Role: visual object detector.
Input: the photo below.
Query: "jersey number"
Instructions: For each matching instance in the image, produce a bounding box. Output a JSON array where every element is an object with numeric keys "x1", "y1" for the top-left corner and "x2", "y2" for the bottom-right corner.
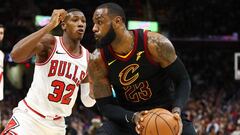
[
  {"x1": 48, "y1": 80, "x2": 76, "y2": 105},
  {"x1": 123, "y1": 81, "x2": 152, "y2": 102}
]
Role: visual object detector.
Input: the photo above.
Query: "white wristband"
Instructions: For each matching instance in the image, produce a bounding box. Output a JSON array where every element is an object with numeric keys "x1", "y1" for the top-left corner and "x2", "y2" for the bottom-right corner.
[{"x1": 80, "y1": 83, "x2": 96, "y2": 107}]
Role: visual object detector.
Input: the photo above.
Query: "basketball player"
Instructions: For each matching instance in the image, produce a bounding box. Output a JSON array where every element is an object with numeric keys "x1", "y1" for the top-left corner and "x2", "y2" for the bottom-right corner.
[
  {"x1": 0, "y1": 24, "x2": 4, "y2": 101},
  {"x1": 88, "y1": 3, "x2": 197, "y2": 135},
  {"x1": 1, "y1": 9, "x2": 95, "y2": 135}
]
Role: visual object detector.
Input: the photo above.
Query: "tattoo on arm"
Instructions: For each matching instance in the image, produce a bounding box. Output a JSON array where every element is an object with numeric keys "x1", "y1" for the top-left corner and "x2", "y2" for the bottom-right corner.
[
  {"x1": 88, "y1": 53, "x2": 112, "y2": 98},
  {"x1": 148, "y1": 33, "x2": 176, "y2": 66}
]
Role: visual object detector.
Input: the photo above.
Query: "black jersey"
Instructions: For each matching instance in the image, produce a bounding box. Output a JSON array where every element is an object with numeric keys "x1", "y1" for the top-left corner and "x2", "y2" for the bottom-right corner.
[{"x1": 100, "y1": 29, "x2": 174, "y2": 111}]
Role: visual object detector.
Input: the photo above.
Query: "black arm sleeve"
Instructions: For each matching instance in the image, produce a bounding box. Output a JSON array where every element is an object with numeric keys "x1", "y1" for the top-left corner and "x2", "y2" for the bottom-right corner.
[
  {"x1": 96, "y1": 96, "x2": 135, "y2": 125},
  {"x1": 166, "y1": 57, "x2": 191, "y2": 110}
]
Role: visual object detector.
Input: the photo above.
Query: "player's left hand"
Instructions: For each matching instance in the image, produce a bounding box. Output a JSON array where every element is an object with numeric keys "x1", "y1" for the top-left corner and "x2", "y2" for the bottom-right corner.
[{"x1": 172, "y1": 112, "x2": 182, "y2": 135}]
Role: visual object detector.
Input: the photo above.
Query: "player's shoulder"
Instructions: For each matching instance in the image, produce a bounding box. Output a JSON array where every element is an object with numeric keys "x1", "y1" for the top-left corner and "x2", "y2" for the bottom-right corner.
[
  {"x1": 146, "y1": 31, "x2": 170, "y2": 44},
  {"x1": 80, "y1": 44, "x2": 89, "y2": 54},
  {"x1": 38, "y1": 34, "x2": 56, "y2": 49},
  {"x1": 89, "y1": 49, "x2": 106, "y2": 67},
  {"x1": 146, "y1": 31, "x2": 173, "y2": 52},
  {"x1": 145, "y1": 31, "x2": 176, "y2": 67},
  {"x1": 88, "y1": 49, "x2": 108, "y2": 75},
  {"x1": 90, "y1": 49, "x2": 102, "y2": 61},
  {"x1": 41, "y1": 34, "x2": 55, "y2": 42},
  {"x1": 36, "y1": 34, "x2": 56, "y2": 57}
]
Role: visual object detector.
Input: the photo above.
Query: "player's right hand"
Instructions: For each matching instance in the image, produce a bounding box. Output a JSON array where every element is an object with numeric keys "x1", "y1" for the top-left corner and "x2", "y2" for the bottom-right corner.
[
  {"x1": 134, "y1": 110, "x2": 148, "y2": 134},
  {"x1": 172, "y1": 112, "x2": 182, "y2": 135},
  {"x1": 48, "y1": 9, "x2": 67, "y2": 28}
]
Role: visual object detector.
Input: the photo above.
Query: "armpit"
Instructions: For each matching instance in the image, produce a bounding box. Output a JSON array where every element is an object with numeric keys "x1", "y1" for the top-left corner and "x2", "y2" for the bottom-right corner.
[{"x1": 35, "y1": 34, "x2": 55, "y2": 63}]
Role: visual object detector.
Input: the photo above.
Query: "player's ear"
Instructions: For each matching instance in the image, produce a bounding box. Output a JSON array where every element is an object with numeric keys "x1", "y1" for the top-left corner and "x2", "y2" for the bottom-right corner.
[
  {"x1": 61, "y1": 21, "x2": 66, "y2": 31},
  {"x1": 112, "y1": 16, "x2": 122, "y2": 29}
]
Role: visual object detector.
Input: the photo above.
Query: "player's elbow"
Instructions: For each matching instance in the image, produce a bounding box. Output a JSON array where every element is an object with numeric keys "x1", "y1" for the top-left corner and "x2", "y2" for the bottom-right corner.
[
  {"x1": 10, "y1": 51, "x2": 18, "y2": 62},
  {"x1": 10, "y1": 50, "x2": 25, "y2": 63}
]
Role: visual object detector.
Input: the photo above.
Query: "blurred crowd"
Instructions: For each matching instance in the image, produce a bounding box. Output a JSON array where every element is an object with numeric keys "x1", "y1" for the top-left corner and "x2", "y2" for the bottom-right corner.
[
  {"x1": 0, "y1": 0, "x2": 240, "y2": 135},
  {"x1": 180, "y1": 47, "x2": 240, "y2": 135}
]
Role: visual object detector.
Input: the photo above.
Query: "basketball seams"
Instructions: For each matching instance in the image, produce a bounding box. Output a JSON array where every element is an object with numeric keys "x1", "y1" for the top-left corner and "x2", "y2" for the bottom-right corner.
[
  {"x1": 143, "y1": 112, "x2": 156, "y2": 135},
  {"x1": 154, "y1": 113, "x2": 160, "y2": 135},
  {"x1": 151, "y1": 111, "x2": 176, "y2": 135},
  {"x1": 153, "y1": 111, "x2": 180, "y2": 134},
  {"x1": 140, "y1": 108, "x2": 179, "y2": 135}
]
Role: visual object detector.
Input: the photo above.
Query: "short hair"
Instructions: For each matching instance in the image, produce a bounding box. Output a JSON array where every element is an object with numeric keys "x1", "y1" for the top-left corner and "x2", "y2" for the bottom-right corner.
[
  {"x1": 67, "y1": 8, "x2": 83, "y2": 13},
  {"x1": 96, "y1": 2, "x2": 126, "y2": 23},
  {"x1": 0, "y1": 24, "x2": 4, "y2": 29}
]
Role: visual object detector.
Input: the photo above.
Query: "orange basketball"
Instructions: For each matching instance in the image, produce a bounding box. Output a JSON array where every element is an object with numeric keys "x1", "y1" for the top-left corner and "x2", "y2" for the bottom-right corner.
[{"x1": 140, "y1": 108, "x2": 180, "y2": 135}]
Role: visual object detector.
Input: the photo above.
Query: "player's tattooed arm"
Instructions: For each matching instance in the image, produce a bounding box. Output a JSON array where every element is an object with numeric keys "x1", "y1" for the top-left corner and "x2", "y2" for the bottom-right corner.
[
  {"x1": 147, "y1": 32, "x2": 177, "y2": 68},
  {"x1": 88, "y1": 49, "x2": 112, "y2": 99}
]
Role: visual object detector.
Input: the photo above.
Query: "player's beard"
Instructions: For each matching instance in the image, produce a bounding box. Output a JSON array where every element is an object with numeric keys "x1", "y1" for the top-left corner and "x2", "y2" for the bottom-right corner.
[{"x1": 96, "y1": 24, "x2": 116, "y2": 48}]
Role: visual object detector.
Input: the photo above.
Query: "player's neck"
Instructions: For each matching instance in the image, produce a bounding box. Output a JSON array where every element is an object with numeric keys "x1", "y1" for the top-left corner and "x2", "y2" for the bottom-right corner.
[
  {"x1": 62, "y1": 34, "x2": 81, "y2": 54},
  {"x1": 111, "y1": 30, "x2": 133, "y2": 55}
]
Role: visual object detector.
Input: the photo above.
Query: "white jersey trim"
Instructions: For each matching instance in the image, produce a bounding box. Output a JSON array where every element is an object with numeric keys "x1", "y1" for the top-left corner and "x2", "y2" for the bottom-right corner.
[{"x1": 60, "y1": 37, "x2": 83, "y2": 59}]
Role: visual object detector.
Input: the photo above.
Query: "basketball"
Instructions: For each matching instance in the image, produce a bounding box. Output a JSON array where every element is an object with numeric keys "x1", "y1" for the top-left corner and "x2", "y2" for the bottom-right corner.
[{"x1": 140, "y1": 108, "x2": 180, "y2": 135}]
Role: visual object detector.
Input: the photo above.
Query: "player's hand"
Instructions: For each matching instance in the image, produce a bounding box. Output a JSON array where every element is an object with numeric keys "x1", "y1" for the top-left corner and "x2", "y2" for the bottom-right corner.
[
  {"x1": 134, "y1": 110, "x2": 148, "y2": 134},
  {"x1": 172, "y1": 112, "x2": 182, "y2": 135},
  {"x1": 48, "y1": 9, "x2": 67, "y2": 28}
]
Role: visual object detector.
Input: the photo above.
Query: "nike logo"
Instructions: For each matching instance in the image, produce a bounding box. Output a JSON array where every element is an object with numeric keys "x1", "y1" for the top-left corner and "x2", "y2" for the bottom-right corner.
[
  {"x1": 56, "y1": 51, "x2": 66, "y2": 54},
  {"x1": 136, "y1": 51, "x2": 144, "y2": 61},
  {"x1": 108, "y1": 59, "x2": 116, "y2": 66}
]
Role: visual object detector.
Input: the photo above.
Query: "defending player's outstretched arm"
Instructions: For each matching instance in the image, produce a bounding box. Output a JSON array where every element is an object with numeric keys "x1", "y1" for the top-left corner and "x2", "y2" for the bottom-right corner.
[{"x1": 10, "y1": 9, "x2": 67, "y2": 63}]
